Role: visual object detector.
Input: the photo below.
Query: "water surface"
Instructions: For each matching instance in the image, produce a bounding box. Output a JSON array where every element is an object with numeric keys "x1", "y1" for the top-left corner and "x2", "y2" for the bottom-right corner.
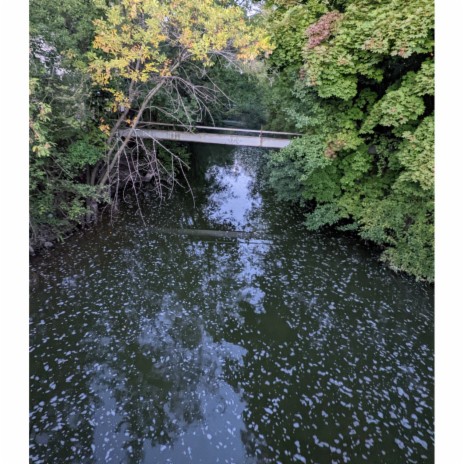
[{"x1": 30, "y1": 145, "x2": 434, "y2": 463}]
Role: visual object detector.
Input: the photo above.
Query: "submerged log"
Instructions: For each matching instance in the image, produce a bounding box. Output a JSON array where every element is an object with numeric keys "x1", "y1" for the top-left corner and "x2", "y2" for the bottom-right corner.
[{"x1": 153, "y1": 228, "x2": 273, "y2": 241}]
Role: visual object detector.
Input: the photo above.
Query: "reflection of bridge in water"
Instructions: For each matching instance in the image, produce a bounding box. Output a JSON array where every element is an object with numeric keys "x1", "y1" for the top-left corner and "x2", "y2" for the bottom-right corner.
[{"x1": 118, "y1": 122, "x2": 300, "y2": 149}]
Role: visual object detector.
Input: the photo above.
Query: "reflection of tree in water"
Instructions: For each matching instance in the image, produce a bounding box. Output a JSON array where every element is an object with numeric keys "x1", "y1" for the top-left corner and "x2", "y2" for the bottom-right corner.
[
  {"x1": 192, "y1": 146, "x2": 264, "y2": 233},
  {"x1": 190, "y1": 143, "x2": 235, "y2": 182},
  {"x1": 84, "y1": 299, "x2": 226, "y2": 462},
  {"x1": 29, "y1": 147, "x2": 433, "y2": 463},
  {"x1": 77, "y1": 231, "x2": 248, "y2": 462},
  {"x1": 29, "y1": 257, "x2": 119, "y2": 463},
  {"x1": 35, "y1": 291, "x2": 248, "y2": 463},
  {"x1": 200, "y1": 166, "x2": 434, "y2": 463}
]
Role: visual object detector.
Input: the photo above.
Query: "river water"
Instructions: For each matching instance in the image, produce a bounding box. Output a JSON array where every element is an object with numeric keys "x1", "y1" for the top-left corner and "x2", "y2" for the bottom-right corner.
[{"x1": 30, "y1": 145, "x2": 434, "y2": 463}]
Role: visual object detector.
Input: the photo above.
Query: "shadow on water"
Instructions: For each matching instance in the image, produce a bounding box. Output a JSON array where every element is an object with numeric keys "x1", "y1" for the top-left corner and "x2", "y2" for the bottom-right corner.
[{"x1": 30, "y1": 144, "x2": 434, "y2": 463}]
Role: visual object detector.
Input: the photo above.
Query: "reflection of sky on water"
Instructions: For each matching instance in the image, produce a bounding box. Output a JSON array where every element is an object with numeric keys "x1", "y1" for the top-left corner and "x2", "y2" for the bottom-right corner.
[
  {"x1": 204, "y1": 159, "x2": 262, "y2": 231},
  {"x1": 235, "y1": 240, "x2": 269, "y2": 315},
  {"x1": 88, "y1": 297, "x2": 251, "y2": 464},
  {"x1": 30, "y1": 146, "x2": 434, "y2": 463}
]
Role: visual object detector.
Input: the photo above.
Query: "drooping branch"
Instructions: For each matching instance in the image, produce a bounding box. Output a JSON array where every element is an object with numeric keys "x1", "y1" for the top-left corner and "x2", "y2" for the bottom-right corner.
[
  {"x1": 106, "y1": 129, "x2": 193, "y2": 220},
  {"x1": 98, "y1": 58, "x2": 230, "y2": 189},
  {"x1": 98, "y1": 58, "x2": 183, "y2": 187},
  {"x1": 88, "y1": 0, "x2": 272, "y2": 203}
]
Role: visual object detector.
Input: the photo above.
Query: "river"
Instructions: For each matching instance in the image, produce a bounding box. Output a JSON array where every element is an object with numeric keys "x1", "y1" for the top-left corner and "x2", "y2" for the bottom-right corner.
[{"x1": 29, "y1": 145, "x2": 434, "y2": 463}]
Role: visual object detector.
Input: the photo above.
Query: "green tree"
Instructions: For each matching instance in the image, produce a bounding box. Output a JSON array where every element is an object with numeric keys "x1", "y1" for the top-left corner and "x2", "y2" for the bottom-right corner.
[
  {"x1": 263, "y1": 0, "x2": 434, "y2": 281},
  {"x1": 29, "y1": 0, "x2": 108, "y2": 248}
]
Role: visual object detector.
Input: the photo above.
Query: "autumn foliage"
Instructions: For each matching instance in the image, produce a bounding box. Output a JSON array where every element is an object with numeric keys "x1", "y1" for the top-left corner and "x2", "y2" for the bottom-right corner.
[{"x1": 306, "y1": 11, "x2": 343, "y2": 49}]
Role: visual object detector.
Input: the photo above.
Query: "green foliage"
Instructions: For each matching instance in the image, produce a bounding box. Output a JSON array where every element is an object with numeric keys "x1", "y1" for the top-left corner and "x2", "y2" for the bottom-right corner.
[
  {"x1": 300, "y1": 0, "x2": 433, "y2": 100},
  {"x1": 361, "y1": 60, "x2": 434, "y2": 133},
  {"x1": 266, "y1": 134, "x2": 337, "y2": 203},
  {"x1": 264, "y1": 0, "x2": 434, "y2": 281},
  {"x1": 305, "y1": 203, "x2": 347, "y2": 230},
  {"x1": 30, "y1": 0, "x2": 108, "y2": 247},
  {"x1": 66, "y1": 134, "x2": 105, "y2": 171},
  {"x1": 30, "y1": 0, "x2": 102, "y2": 59},
  {"x1": 201, "y1": 60, "x2": 270, "y2": 129},
  {"x1": 29, "y1": 79, "x2": 54, "y2": 158},
  {"x1": 265, "y1": 2, "x2": 327, "y2": 73},
  {"x1": 396, "y1": 116, "x2": 434, "y2": 191}
]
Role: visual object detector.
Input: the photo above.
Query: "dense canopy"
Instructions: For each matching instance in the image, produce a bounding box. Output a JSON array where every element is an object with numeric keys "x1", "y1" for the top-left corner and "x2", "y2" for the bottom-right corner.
[
  {"x1": 29, "y1": 0, "x2": 434, "y2": 280},
  {"x1": 263, "y1": 0, "x2": 434, "y2": 280}
]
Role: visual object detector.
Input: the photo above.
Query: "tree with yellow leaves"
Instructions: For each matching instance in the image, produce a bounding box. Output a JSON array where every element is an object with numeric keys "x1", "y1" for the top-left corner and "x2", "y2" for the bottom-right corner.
[{"x1": 87, "y1": 0, "x2": 272, "y2": 190}]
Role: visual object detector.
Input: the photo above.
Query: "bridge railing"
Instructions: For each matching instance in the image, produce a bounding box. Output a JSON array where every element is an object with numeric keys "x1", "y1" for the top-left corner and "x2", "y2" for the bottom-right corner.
[{"x1": 135, "y1": 121, "x2": 301, "y2": 139}]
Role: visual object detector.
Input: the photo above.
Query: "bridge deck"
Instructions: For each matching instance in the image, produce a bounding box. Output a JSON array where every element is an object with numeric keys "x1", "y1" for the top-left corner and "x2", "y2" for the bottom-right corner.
[{"x1": 117, "y1": 128, "x2": 293, "y2": 149}]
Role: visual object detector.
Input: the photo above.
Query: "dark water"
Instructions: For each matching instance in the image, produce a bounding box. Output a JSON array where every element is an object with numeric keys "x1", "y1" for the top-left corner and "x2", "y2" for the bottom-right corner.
[{"x1": 30, "y1": 145, "x2": 434, "y2": 463}]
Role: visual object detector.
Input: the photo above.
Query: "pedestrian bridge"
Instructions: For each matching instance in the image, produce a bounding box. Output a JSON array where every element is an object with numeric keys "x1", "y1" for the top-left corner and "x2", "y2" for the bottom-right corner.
[{"x1": 117, "y1": 123, "x2": 300, "y2": 149}]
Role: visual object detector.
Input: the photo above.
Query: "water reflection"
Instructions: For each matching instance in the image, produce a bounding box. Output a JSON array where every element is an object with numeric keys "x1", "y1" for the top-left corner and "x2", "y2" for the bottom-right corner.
[
  {"x1": 30, "y1": 146, "x2": 434, "y2": 463},
  {"x1": 204, "y1": 161, "x2": 262, "y2": 231}
]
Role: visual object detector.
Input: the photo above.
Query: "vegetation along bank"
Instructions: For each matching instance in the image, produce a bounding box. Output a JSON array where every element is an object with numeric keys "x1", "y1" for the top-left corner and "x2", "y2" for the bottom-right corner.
[{"x1": 30, "y1": 0, "x2": 434, "y2": 281}]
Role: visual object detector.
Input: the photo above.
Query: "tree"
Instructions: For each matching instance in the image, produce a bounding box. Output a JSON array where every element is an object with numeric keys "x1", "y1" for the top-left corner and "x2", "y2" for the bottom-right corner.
[
  {"x1": 263, "y1": 0, "x2": 434, "y2": 281},
  {"x1": 29, "y1": 0, "x2": 272, "y2": 248},
  {"x1": 29, "y1": 0, "x2": 108, "y2": 248},
  {"x1": 87, "y1": 0, "x2": 272, "y2": 194}
]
